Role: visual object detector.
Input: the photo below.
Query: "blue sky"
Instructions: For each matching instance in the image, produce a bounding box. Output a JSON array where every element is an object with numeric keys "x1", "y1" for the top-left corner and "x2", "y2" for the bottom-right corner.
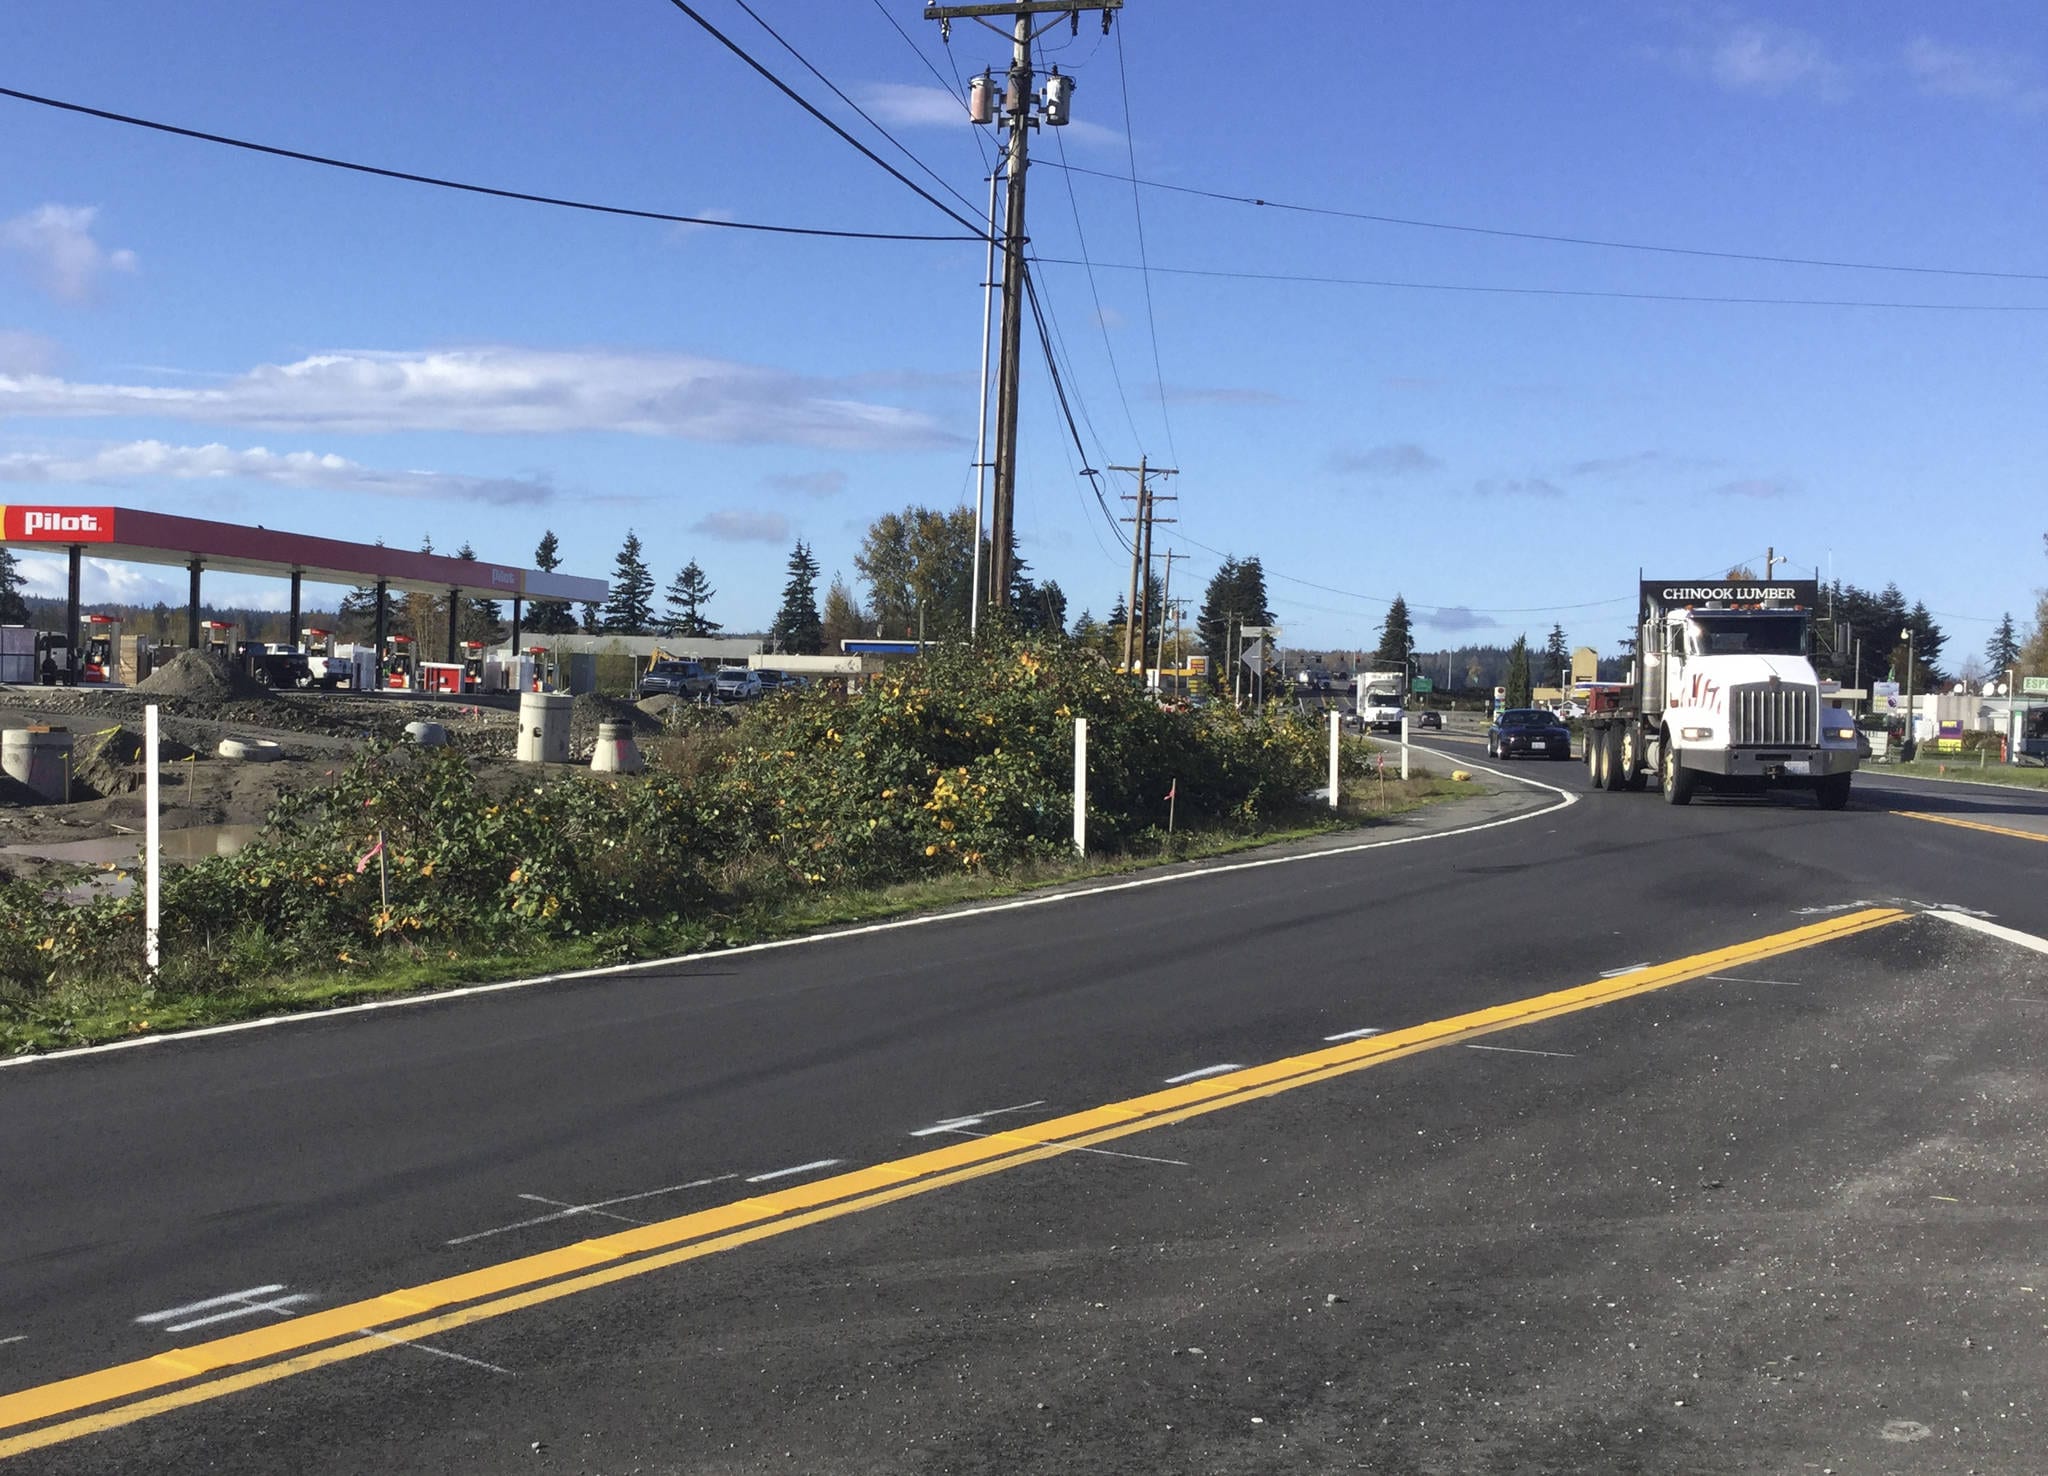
[{"x1": 2, "y1": 1, "x2": 2043, "y2": 662}]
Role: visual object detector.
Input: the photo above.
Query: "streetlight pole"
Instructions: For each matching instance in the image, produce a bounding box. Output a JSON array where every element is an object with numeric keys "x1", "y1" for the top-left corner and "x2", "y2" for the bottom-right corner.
[{"x1": 1902, "y1": 626, "x2": 1915, "y2": 758}]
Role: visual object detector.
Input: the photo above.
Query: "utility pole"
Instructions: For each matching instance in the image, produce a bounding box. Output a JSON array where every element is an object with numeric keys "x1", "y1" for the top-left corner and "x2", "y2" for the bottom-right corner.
[
  {"x1": 1766, "y1": 546, "x2": 1780, "y2": 580},
  {"x1": 1111, "y1": 457, "x2": 1175, "y2": 673},
  {"x1": 933, "y1": 0, "x2": 1123, "y2": 614},
  {"x1": 1155, "y1": 550, "x2": 1182, "y2": 692}
]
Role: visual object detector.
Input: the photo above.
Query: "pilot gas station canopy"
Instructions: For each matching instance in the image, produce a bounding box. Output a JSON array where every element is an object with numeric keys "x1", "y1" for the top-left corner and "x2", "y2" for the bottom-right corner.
[{"x1": 0, "y1": 503, "x2": 607, "y2": 669}]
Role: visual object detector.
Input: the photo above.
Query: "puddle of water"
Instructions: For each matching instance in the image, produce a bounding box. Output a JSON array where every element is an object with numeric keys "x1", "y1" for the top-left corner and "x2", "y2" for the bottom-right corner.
[{"x1": 3, "y1": 824, "x2": 261, "y2": 866}]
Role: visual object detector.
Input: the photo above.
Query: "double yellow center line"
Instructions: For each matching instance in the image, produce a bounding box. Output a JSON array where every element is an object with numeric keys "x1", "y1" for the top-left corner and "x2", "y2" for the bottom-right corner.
[{"x1": 0, "y1": 906, "x2": 1908, "y2": 1461}]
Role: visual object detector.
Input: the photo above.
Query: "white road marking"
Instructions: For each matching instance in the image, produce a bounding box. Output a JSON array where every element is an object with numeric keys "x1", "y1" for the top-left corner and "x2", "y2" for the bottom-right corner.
[
  {"x1": 1597, "y1": 963, "x2": 1649, "y2": 978},
  {"x1": 1706, "y1": 974, "x2": 1807, "y2": 987},
  {"x1": 5, "y1": 754, "x2": 1577, "y2": 1072},
  {"x1": 0, "y1": 1336, "x2": 24, "y2": 1349},
  {"x1": 358, "y1": 1328, "x2": 512, "y2": 1375},
  {"x1": 137, "y1": 1285, "x2": 314, "y2": 1334},
  {"x1": 1465, "y1": 1044, "x2": 1577, "y2": 1059},
  {"x1": 1928, "y1": 909, "x2": 2048, "y2": 956},
  {"x1": 515, "y1": 1193, "x2": 647, "y2": 1228},
  {"x1": 908, "y1": 1099, "x2": 1047, "y2": 1137},
  {"x1": 1164, "y1": 1063, "x2": 1243, "y2": 1084},
  {"x1": 941, "y1": 1126, "x2": 1188, "y2": 1167},
  {"x1": 1322, "y1": 1027, "x2": 1384, "y2": 1042},
  {"x1": 745, "y1": 1159, "x2": 844, "y2": 1184},
  {"x1": 446, "y1": 1175, "x2": 738, "y2": 1246},
  {"x1": 1794, "y1": 900, "x2": 1876, "y2": 915}
]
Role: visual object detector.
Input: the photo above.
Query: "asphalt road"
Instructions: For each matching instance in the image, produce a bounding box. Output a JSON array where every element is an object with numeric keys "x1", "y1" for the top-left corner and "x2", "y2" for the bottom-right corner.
[{"x1": 4, "y1": 747, "x2": 2047, "y2": 1472}]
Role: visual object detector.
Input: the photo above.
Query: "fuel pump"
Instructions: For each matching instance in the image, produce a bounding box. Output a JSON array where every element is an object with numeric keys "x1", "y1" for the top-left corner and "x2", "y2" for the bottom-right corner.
[
  {"x1": 383, "y1": 634, "x2": 416, "y2": 690},
  {"x1": 82, "y1": 614, "x2": 120, "y2": 683}
]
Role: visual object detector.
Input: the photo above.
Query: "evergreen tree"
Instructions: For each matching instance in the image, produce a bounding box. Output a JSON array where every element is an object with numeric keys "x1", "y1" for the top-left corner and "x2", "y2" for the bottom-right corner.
[
  {"x1": 525, "y1": 529, "x2": 578, "y2": 635},
  {"x1": 1542, "y1": 623, "x2": 1570, "y2": 686},
  {"x1": 0, "y1": 546, "x2": 26, "y2": 625},
  {"x1": 769, "y1": 541, "x2": 824, "y2": 655},
  {"x1": 601, "y1": 530, "x2": 656, "y2": 634},
  {"x1": 454, "y1": 542, "x2": 505, "y2": 646},
  {"x1": 1504, "y1": 634, "x2": 1533, "y2": 709},
  {"x1": 579, "y1": 603, "x2": 602, "y2": 634},
  {"x1": 1987, "y1": 612, "x2": 2021, "y2": 676},
  {"x1": 821, "y1": 573, "x2": 865, "y2": 651},
  {"x1": 1194, "y1": 555, "x2": 1273, "y2": 696},
  {"x1": 1373, "y1": 594, "x2": 1414, "y2": 676},
  {"x1": 663, "y1": 560, "x2": 721, "y2": 637}
]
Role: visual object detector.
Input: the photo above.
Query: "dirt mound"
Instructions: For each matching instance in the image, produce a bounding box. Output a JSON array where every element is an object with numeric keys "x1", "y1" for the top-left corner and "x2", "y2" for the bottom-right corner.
[
  {"x1": 134, "y1": 650, "x2": 271, "y2": 704},
  {"x1": 70, "y1": 725, "x2": 199, "y2": 799}
]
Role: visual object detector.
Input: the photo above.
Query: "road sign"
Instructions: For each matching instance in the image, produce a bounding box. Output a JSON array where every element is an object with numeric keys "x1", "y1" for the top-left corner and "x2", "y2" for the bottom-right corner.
[
  {"x1": 1410, "y1": 676, "x2": 1433, "y2": 694},
  {"x1": 1240, "y1": 639, "x2": 1267, "y2": 672},
  {"x1": 1187, "y1": 655, "x2": 1209, "y2": 676},
  {"x1": 2026, "y1": 676, "x2": 2048, "y2": 695}
]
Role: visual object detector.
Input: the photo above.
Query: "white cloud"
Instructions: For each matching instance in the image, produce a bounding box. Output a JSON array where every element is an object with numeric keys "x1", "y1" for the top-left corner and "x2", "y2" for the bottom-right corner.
[
  {"x1": 692, "y1": 509, "x2": 791, "y2": 543},
  {"x1": 857, "y1": 82, "x2": 970, "y2": 129},
  {"x1": 1, "y1": 205, "x2": 138, "y2": 303},
  {"x1": 763, "y1": 469, "x2": 847, "y2": 498},
  {"x1": 14, "y1": 554, "x2": 178, "y2": 605},
  {"x1": 1422, "y1": 606, "x2": 1498, "y2": 633},
  {"x1": 1092, "y1": 305, "x2": 1127, "y2": 331},
  {"x1": 0, "y1": 440, "x2": 554, "y2": 505},
  {"x1": 1904, "y1": 37, "x2": 2048, "y2": 114},
  {"x1": 0, "y1": 329, "x2": 61, "y2": 374},
  {"x1": 1711, "y1": 23, "x2": 1845, "y2": 97},
  {"x1": 0, "y1": 346, "x2": 959, "y2": 451}
]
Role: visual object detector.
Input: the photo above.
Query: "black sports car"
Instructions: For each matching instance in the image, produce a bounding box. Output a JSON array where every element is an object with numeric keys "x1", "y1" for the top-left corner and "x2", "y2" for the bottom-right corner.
[{"x1": 1487, "y1": 707, "x2": 1571, "y2": 760}]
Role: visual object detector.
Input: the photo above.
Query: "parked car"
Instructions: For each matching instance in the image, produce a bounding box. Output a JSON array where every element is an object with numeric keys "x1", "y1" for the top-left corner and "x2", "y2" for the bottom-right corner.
[
  {"x1": 1488, "y1": 707, "x2": 1571, "y2": 760},
  {"x1": 753, "y1": 668, "x2": 789, "y2": 695},
  {"x1": 714, "y1": 666, "x2": 762, "y2": 702},
  {"x1": 1415, "y1": 710, "x2": 1443, "y2": 730},
  {"x1": 638, "y1": 660, "x2": 714, "y2": 700}
]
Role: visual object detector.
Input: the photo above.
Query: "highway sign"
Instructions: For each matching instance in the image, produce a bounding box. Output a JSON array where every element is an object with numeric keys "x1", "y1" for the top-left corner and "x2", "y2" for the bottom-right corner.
[
  {"x1": 1411, "y1": 676, "x2": 1433, "y2": 694},
  {"x1": 2026, "y1": 676, "x2": 2048, "y2": 695}
]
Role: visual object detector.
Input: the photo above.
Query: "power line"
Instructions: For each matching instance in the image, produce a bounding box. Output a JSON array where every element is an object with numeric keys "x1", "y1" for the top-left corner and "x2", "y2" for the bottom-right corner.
[
  {"x1": 1037, "y1": 159, "x2": 2048, "y2": 284},
  {"x1": 729, "y1": 0, "x2": 983, "y2": 220},
  {"x1": 1020, "y1": 263, "x2": 1132, "y2": 553},
  {"x1": 1028, "y1": 254, "x2": 2048, "y2": 312},
  {"x1": 659, "y1": 0, "x2": 987, "y2": 236},
  {"x1": 1113, "y1": 27, "x2": 1178, "y2": 464},
  {"x1": 0, "y1": 84, "x2": 982, "y2": 244},
  {"x1": 1047, "y1": 77, "x2": 1143, "y2": 450}
]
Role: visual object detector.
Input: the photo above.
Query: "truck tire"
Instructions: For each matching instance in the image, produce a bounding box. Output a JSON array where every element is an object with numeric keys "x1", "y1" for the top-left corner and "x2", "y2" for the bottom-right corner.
[
  {"x1": 1600, "y1": 725, "x2": 1628, "y2": 791},
  {"x1": 1815, "y1": 772, "x2": 1852, "y2": 810},
  {"x1": 1620, "y1": 726, "x2": 1649, "y2": 792},
  {"x1": 1660, "y1": 741, "x2": 1696, "y2": 805},
  {"x1": 1586, "y1": 726, "x2": 1606, "y2": 787}
]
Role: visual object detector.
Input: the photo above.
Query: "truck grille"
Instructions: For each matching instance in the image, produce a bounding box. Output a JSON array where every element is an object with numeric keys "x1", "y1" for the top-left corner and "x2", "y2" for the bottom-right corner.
[{"x1": 1729, "y1": 683, "x2": 1816, "y2": 747}]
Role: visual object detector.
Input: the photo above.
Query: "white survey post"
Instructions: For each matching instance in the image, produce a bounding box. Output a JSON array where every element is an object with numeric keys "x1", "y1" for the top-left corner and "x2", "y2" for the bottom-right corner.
[
  {"x1": 1328, "y1": 709, "x2": 1340, "y2": 807},
  {"x1": 145, "y1": 703, "x2": 161, "y2": 975},
  {"x1": 1401, "y1": 712, "x2": 1411, "y2": 780},
  {"x1": 1072, "y1": 717, "x2": 1087, "y2": 855}
]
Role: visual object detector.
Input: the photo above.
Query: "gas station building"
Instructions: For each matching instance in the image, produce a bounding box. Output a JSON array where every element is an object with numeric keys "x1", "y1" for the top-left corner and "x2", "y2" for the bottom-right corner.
[{"x1": 0, "y1": 503, "x2": 607, "y2": 682}]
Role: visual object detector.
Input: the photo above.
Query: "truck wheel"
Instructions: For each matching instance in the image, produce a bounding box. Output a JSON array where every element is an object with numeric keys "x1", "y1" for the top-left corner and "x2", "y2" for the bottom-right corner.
[
  {"x1": 1599, "y1": 725, "x2": 1628, "y2": 791},
  {"x1": 1815, "y1": 772, "x2": 1852, "y2": 810},
  {"x1": 1661, "y1": 743, "x2": 1696, "y2": 805},
  {"x1": 1620, "y1": 727, "x2": 1648, "y2": 791},
  {"x1": 1586, "y1": 728, "x2": 1605, "y2": 787}
]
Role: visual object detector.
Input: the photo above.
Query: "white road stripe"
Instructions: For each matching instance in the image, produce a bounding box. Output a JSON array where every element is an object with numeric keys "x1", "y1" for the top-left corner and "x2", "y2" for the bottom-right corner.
[
  {"x1": 1322, "y1": 1027, "x2": 1383, "y2": 1042},
  {"x1": 1598, "y1": 963, "x2": 1650, "y2": 978},
  {"x1": 1465, "y1": 1043, "x2": 1577, "y2": 1059},
  {"x1": 1706, "y1": 974, "x2": 1807, "y2": 987},
  {"x1": 1164, "y1": 1063, "x2": 1243, "y2": 1084},
  {"x1": 135, "y1": 1285, "x2": 288, "y2": 1324},
  {"x1": 446, "y1": 1175, "x2": 739, "y2": 1246},
  {"x1": 4, "y1": 758, "x2": 1577, "y2": 1072},
  {"x1": 1928, "y1": 908, "x2": 2048, "y2": 956},
  {"x1": 909, "y1": 1099, "x2": 1047, "y2": 1137},
  {"x1": 0, "y1": 1336, "x2": 24, "y2": 1348},
  {"x1": 358, "y1": 1328, "x2": 511, "y2": 1375},
  {"x1": 745, "y1": 1159, "x2": 844, "y2": 1184},
  {"x1": 941, "y1": 1126, "x2": 1188, "y2": 1167}
]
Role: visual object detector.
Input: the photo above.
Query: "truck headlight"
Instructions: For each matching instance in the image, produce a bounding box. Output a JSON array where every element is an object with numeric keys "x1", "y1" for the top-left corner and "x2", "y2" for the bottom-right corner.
[
  {"x1": 1827, "y1": 725, "x2": 1854, "y2": 741},
  {"x1": 1681, "y1": 726, "x2": 1711, "y2": 741}
]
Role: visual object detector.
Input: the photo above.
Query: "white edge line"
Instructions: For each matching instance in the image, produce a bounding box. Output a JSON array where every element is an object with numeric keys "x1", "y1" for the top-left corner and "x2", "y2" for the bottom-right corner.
[
  {"x1": 1598, "y1": 963, "x2": 1651, "y2": 978},
  {"x1": 3, "y1": 754, "x2": 1575, "y2": 1072},
  {"x1": 1322, "y1": 1027, "x2": 1383, "y2": 1042},
  {"x1": 744, "y1": 1158, "x2": 844, "y2": 1184},
  {"x1": 1164, "y1": 1063, "x2": 1243, "y2": 1084},
  {"x1": 1865, "y1": 768, "x2": 2048, "y2": 796},
  {"x1": 1927, "y1": 909, "x2": 2048, "y2": 957},
  {"x1": 0, "y1": 1336, "x2": 25, "y2": 1348}
]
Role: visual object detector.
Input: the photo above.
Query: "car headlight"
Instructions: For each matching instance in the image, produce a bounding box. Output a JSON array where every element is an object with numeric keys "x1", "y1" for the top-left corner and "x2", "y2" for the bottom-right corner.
[
  {"x1": 1681, "y1": 726, "x2": 1711, "y2": 741},
  {"x1": 1827, "y1": 725, "x2": 1854, "y2": 741}
]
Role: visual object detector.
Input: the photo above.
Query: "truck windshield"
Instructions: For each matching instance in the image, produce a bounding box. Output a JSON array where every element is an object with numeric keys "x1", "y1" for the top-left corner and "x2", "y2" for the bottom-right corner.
[{"x1": 1686, "y1": 614, "x2": 1807, "y2": 656}]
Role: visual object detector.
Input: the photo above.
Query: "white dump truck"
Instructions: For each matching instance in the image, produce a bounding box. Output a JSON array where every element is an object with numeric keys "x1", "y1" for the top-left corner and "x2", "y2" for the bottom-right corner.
[{"x1": 1584, "y1": 578, "x2": 1859, "y2": 808}]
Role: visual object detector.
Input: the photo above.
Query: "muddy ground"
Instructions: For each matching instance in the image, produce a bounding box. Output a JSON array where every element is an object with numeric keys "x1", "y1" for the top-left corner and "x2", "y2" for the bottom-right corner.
[{"x1": 0, "y1": 665, "x2": 678, "y2": 886}]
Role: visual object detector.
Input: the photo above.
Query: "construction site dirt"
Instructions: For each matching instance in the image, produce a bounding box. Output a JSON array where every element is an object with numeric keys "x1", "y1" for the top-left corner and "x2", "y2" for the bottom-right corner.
[{"x1": 0, "y1": 656, "x2": 669, "y2": 887}]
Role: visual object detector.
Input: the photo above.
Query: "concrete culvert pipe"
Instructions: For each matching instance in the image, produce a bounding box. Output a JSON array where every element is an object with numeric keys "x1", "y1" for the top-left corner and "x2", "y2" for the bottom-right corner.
[
  {"x1": 404, "y1": 721, "x2": 449, "y2": 747},
  {"x1": 217, "y1": 737, "x2": 284, "y2": 763}
]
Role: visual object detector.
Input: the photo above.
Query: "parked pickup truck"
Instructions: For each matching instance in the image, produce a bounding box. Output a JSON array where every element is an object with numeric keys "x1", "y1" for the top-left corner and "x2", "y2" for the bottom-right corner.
[{"x1": 637, "y1": 659, "x2": 714, "y2": 701}]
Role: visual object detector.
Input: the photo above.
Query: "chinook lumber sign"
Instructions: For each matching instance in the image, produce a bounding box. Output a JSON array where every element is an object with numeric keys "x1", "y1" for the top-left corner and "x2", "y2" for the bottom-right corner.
[
  {"x1": 0, "y1": 505, "x2": 117, "y2": 542},
  {"x1": 1640, "y1": 579, "x2": 1818, "y2": 617}
]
